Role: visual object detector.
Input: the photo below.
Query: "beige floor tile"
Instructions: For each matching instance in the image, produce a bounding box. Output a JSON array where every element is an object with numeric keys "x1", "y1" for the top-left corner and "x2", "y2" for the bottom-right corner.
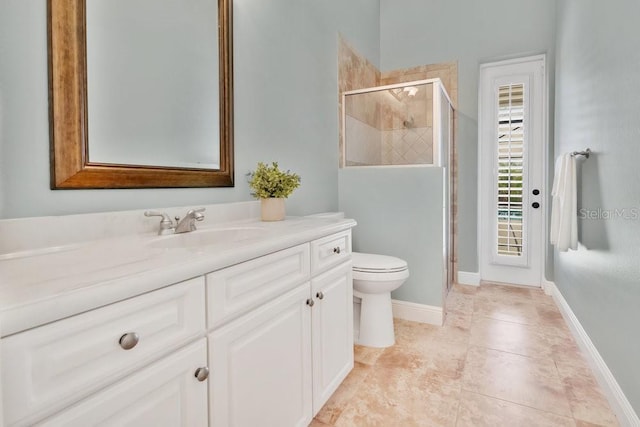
[
  {"x1": 451, "y1": 283, "x2": 477, "y2": 295},
  {"x1": 470, "y1": 317, "x2": 552, "y2": 357},
  {"x1": 315, "y1": 362, "x2": 372, "y2": 425},
  {"x1": 462, "y1": 346, "x2": 573, "y2": 417},
  {"x1": 574, "y1": 419, "x2": 614, "y2": 427},
  {"x1": 552, "y1": 341, "x2": 593, "y2": 377},
  {"x1": 376, "y1": 339, "x2": 467, "y2": 389},
  {"x1": 394, "y1": 318, "x2": 469, "y2": 349},
  {"x1": 334, "y1": 366, "x2": 460, "y2": 427},
  {"x1": 477, "y1": 282, "x2": 534, "y2": 300},
  {"x1": 353, "y1": 344, "x2": 385, "y2": 366},
  {"x1": 314, "y1": 283, "x2": 618, "y2": 427},
  {"x1": 309, "y1": 419, "x2": 333, "y2": 427},
  {"x1": 446, "y1": 292, "x2": 475, "y2": 313},
  {"x1": 560, "y1": 372, "x2": 619, "y2": 426},
  {"x1": 536, "y1": 304, "x2": 573, "y2": 338},
  {"x1": 529, "y1": 288, "x2": 557, "y2": 306},
  {"x1": 474, "y1": 295, "x2": 541, "y2": 325},
  {"x1": 444, "y1": 310, "x2": 474, "y2": 333},
  {"x1": 456, "y1": 391, "x2": 576, "y2": 427}
]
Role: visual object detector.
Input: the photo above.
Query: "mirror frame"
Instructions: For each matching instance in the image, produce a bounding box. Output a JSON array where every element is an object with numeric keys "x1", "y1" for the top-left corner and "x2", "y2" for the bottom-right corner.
[{"x1": 47, "y1": 0, "x2": 233, "y2": 189}]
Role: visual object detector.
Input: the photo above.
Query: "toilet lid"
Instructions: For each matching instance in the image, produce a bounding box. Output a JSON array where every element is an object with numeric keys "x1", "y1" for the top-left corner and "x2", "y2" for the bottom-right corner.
[{"x1": 351, "y1": 252, "x2": 408, "y2": 273}]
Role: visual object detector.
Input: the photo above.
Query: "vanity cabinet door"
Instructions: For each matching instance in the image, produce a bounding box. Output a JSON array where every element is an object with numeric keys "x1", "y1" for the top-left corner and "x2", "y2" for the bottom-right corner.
[
  {"x1": 2, "y1": 277, "x2": 205, "y2": 426},
  {"x1": 311, "y1": 261, "x2": 354, "y2": 414},
  {"x1": 209, "y1": 283, "x2": 312, "y2": 427},
  {"x1": 37, "y1": 339, "x2": 208, "y2": 427}
]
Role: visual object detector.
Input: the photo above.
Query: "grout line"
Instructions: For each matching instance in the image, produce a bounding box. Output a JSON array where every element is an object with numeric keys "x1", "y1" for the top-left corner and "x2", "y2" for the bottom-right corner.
[
  {"x1": 465, "y1": 344, "x2": 559, "y2": 364},
  {"x1": 459, "y1": 389, "x2": 576, "y2": 421}
]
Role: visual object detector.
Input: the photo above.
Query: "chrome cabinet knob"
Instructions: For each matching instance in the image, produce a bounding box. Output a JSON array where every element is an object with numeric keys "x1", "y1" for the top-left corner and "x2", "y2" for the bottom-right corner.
[
  {"x1": 333, "y1": 247, "x2": 341, "y2": 254},
  {"x1": 119, "y1": 332, "x2": 140, "y2": 350},
  {"x1": 316, "y1": 292, "x2": 324, "y2": 300},
  {"x1": 194, "y1": 367, "x2": 210, "y2": 382},
  {"x1": 306, "y1": 298, "x2": 314, "y2": 307}
]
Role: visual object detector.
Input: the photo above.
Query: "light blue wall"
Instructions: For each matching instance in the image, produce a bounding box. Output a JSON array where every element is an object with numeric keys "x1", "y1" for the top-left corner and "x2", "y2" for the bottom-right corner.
[
  {"x1": 0, "y1": 0, "x2": 380, "y2": 219},
  {"x1": 380, "y1": 0, "x2": 557, "y2": 273},
  {"x1": 339, "y1": 167, "x2": 444, "y2": 306},
  {"x1": 555, "y1": 0, "x2": 640, "y2": 413}
]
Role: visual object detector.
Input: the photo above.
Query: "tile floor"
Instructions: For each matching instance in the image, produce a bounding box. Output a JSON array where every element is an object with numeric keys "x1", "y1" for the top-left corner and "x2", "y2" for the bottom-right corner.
[{"x1": 311, "y1": 283, "x2": 619, "y2": 427}]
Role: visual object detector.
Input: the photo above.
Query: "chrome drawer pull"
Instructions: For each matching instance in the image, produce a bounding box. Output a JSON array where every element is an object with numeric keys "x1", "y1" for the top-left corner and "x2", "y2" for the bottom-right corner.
[
  {"x1": 333, "y1": 247, "x2": 341, "y2": 254},
  {"x1": 119, "y1": 332, "x2": 140, "y2": 350},
  {"x1": 195, "y1": 367, "x2": 210, "y2": 382}
]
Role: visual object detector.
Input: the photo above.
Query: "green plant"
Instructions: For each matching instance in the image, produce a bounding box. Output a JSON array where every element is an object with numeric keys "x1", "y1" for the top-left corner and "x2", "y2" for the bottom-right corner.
[{"x1": 248, "y1": 162, "x2": 301, "y2": 199}]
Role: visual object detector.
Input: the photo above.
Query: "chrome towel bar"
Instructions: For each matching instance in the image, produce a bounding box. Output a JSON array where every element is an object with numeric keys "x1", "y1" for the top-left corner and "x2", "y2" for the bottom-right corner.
[{"x1": 571, "y1": 148, "x2": 591, "y2": 158}]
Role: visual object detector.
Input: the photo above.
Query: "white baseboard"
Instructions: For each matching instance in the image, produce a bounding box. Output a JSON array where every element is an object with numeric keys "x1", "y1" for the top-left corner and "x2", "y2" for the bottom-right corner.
[
  {"x1": 545, "y1": 281, "x2": 640, "y2": 427},
  {"x1": 391, "y1": 300, "x2": 443, "y2": 326},
  {"x1": 457, "y1": 271, "x2": 481, "y2": 286},
  {"x1": 542, "y1": 279, "x2": 556, "y2": 296}
]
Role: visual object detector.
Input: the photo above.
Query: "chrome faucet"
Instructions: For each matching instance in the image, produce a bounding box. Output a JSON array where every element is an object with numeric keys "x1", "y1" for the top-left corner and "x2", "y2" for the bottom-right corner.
[
  {"x1": 145, "y1": 207, "x2": 205, "y2": 235},
  {"x1": 174, "y1": 208, "x2": 206, "y2": 233},
  {"x1": 144, "y1": 211, "x2": 175, "y2": 235}
]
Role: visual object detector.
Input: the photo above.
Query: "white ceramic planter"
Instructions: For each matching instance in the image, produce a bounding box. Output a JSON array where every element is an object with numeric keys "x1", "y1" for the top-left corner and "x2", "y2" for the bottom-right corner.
[{"x1": 260, "y1": 198, "x2": 286, "y2": 221}]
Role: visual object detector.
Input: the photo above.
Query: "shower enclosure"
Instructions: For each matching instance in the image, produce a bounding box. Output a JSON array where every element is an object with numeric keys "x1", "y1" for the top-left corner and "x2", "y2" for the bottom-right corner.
[
  {"x1": 339, "y1": 79, "x2": 454, "y2": 321},
  {"x1": 342, "y1": 79, "x2": 452, "y2": 169}
]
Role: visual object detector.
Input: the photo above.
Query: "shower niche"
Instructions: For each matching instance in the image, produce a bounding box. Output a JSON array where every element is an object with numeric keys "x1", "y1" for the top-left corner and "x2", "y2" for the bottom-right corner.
[{"x1": 342, "y1": 79, "x2": 452, "y2": 167}]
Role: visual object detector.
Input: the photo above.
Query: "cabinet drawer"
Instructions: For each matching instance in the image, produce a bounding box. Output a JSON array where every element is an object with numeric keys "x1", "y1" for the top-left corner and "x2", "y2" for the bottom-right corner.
[
  {"x1": 2, "y1": 277, "x2": 205, "y2": 427},
  {"x1": 37, "y1": 338, "x2": 208, "y2": 427},
  {"x1": 310, "y1": 231, "x2": 352, "y2": 274},
  {"x1": 207, "y1": 243, "x2": 310, "y2": 329}
]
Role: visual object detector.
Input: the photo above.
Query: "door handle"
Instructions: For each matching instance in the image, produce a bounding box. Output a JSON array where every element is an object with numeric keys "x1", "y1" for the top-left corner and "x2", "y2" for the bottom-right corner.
[
  {"x1": 532, "y1": 189, "x2": 540, "y2": 195},
  {"x1": 532, "y1": 202, "x2": 540, "y2": 209}
]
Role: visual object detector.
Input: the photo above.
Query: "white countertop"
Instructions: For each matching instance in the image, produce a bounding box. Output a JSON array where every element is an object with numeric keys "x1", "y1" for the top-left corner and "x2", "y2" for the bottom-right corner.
[{"x1": 0, "y1": 216, "x2": 356, "y2": 337}]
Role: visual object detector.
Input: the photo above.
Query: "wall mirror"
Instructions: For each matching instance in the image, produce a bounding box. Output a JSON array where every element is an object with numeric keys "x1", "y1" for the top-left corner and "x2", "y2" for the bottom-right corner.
[{"x1": 48, "y1": 0, "x2": 233, "y2": 188}]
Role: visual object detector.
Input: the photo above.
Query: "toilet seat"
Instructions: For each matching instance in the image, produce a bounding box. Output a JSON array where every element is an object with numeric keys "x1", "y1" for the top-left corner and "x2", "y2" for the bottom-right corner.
[{"x1": 352, "y1": 252, "x2": 408, "y2": 273}]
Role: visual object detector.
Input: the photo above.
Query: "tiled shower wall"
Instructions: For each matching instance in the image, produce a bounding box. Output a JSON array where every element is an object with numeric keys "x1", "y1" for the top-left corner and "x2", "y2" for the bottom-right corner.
[
  {"x1": 338, "y1": 35, "x2": 380, "y2": 167},
  {"x1": 338, "y1": 35, "x2": 459, "y2": 282},
  {"x1": 381, "y1": 127, "x2": 433, "y2": 165}
]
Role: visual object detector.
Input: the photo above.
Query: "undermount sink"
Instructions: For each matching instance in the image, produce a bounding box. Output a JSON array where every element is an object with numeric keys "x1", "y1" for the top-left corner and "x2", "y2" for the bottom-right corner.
[{"x1": 147, "y1": 226, "x2": 269, "y2": 249}]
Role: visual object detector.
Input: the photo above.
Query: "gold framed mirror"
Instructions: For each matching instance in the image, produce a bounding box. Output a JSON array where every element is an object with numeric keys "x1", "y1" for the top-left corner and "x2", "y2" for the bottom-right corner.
[{"x1": 47, "y1": 0, "x2": 233, "y2": 189}]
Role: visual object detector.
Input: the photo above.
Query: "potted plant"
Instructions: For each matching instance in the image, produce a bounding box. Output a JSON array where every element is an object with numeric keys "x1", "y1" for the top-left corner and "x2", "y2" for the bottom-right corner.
[{"x1": 248, "y1": 162, "x2": 301, "y2": 221}]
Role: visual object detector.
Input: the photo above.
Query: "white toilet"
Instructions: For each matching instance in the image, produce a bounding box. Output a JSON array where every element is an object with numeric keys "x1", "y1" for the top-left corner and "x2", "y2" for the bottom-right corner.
[{"x1": 352, "y1": 252, "x2": 409, "y2": 348}]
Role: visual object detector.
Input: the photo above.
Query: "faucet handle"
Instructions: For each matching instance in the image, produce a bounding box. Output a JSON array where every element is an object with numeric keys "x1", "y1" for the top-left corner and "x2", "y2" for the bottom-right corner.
[
  {"x1": 144, "y1": 210, "x2": 170, "y2": 220},
  {"x1": 144, "y1": 211, "x2": 175, "y2": 235}
]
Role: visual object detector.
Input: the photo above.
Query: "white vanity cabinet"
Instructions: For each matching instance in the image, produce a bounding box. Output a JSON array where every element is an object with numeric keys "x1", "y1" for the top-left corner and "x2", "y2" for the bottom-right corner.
[
  {"x1": 207, "y1": 231, "x2": 353, "y2": 427},
  {"x1": 1, "y1": 224, "x2": 355, "y2": 427},
  {"x1": 1, "y1": 277, "x2": 207, "y2": 427}
]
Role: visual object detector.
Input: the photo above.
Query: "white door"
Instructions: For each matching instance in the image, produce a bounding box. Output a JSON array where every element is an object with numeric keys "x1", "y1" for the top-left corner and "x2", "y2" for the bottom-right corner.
[
  {"x1": 39, "y1": 339, "x2": 209, "y2": 427},
  {"x1": 479, "y1": 56, "x2": 546, "y2": 287},
  {"x1": 311, "y1": 262, "x2": 353, "y2": 413},
  {"x1": 209, "y1": 283, "x2": 313, "y2": 427}
]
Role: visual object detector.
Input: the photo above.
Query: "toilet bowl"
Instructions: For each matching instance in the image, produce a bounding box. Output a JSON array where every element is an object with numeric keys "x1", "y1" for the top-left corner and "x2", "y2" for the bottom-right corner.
[{"x1": 352, "y1": 252, "x2": 409, "y2": 348}]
